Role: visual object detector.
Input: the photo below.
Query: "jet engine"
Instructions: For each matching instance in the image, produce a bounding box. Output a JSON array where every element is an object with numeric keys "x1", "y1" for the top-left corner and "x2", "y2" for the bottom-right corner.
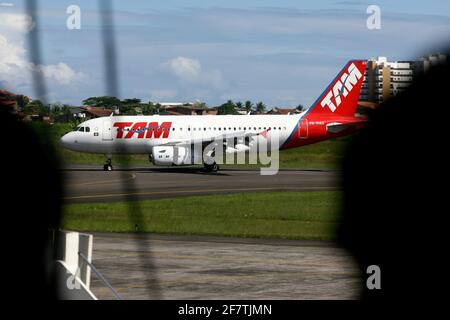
[{"x1": 149, "y1": 146, "x2": 202, "y2": 166}]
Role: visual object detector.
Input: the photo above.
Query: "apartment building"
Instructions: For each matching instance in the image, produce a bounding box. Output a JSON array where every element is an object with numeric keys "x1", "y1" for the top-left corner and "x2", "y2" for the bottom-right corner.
[{"x1": 360, "y1": 54, "x2": 446, "y2": 104}]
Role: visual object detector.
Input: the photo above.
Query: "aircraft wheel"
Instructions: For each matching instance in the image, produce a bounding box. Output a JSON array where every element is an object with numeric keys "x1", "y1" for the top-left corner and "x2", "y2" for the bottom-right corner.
[{"x1": 204, "y1": 162, "x2": 219, "y2": 172}]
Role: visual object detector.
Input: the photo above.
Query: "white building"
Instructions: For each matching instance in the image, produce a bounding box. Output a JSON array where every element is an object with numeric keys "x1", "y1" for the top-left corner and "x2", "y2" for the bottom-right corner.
[{"x1": 360, "y1": 54, "x2": 446, "y2": 104}]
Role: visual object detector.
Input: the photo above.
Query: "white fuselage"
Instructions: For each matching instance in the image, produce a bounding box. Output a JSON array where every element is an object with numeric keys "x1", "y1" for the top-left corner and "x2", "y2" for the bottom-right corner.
[{"x1": 61, "y1": 114, "x2": 304, "y2": 155}]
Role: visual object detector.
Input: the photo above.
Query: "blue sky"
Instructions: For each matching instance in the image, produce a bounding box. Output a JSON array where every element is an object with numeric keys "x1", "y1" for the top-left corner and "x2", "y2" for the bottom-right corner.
[{"x1": 1, "y1": 0, "x2": 449, "y2": 107}]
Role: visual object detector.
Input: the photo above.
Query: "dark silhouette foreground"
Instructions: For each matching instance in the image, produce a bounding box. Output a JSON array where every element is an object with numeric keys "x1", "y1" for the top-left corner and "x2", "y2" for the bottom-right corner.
[
  {"x1": 1, "y1": 90, "x2": 61, "y2": 299},
  {"x1": 339, "y1": 53, "x2": 449, "y2": 301}
]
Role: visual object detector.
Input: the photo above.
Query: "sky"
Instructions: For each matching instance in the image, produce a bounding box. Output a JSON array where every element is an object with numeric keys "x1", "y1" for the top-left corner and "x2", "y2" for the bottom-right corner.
[{"x1": 0, "y1": 0, "x2": 449, "y2": 108}]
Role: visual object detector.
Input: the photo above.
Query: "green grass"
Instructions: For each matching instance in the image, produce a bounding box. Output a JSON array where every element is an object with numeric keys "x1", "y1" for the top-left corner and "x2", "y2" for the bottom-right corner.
[
  {"x1": 63, "y1": 191, "x2": 342, "y2": 240},
  {"x1": 39, "y1": 123, "x2": 351, "y2": 169}
]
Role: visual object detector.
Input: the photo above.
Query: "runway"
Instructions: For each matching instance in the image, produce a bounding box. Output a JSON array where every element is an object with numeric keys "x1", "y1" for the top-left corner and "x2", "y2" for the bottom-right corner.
[
  {"x1": 63, "y1": 167, "x2": 353, "y2": 299},
  {"x1": 90, "y1": 233, "x2": 360, "y2": 300},
  {"x1": 63, "y1": 166, "x2": 340, "y2": 203}
]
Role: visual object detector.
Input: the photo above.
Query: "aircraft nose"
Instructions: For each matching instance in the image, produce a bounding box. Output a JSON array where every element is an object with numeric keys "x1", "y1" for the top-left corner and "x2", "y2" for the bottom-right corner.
[
  {"x1": 60, "y1": 133, "x2": 73, "y2": 149},
  {"x1": 60, "y1": 134, "x2": 68, "y2": 148}
]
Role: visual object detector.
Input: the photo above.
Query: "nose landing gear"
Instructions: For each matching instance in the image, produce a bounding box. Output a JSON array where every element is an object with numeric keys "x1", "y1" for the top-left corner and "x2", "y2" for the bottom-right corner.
[
  {"x1": 204, "y1": 162, "x2": 219, "y2": 172},
  {"x1": 103, "y1": 158, "x2": 113, "y2": 171}
]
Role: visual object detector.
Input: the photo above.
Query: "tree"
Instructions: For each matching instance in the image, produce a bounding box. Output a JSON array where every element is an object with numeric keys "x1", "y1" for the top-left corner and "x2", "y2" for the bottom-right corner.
[
  {"x1": 235, "y1": 101, "x2": 243, "y2": 109},
  {"x1": 296, "y1": 104, "x2": 305, "y2": 111},
  {"x1": 154, "y1": 103, "x2": 162, "y2": 114},
  {"x1": 23, "y1": 100, "x2": 48, "y2": 116},
  {"x1": 49, "y1": 102, "x2": 65, "y2": 117},
  {"x1": 141, "y1": 102, "x2": 157, "y2": 115},
  {"x1": 122, "y1": 98, "x2": 141, "y2": 105},
  {"x1": 255, "y1": 101, "x2": 266, "y2": 114},
  {"x1": 120, "y1": 98, "x2": 141, "y2": 115},
  {"x1": 15, "y1": 95, "x2": 30, "y2": 110},
  {"x1": 217, "y1": 100, "x2": 237, "y2": 115},
  {"x1": 193, "y1": 101, "x2": 207, "y2": 109},
  {"x1": 61, "y1": 105, "x2": 75, "y2": 123},
  {"x1": 244, "y1": 100, "x2": 253, "y2": 113},
  {"x1": 82, "y1": 96, "x2": 121, "y2": 108}
]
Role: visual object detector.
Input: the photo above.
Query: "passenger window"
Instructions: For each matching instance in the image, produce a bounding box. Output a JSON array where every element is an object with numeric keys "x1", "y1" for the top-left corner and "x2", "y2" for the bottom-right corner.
[
  {"x1": 86, "y1": 127, "x2": 90, "y2": 133},
  {"x1": 79, "y1": 127, "x2": 85, "y2": 132}
]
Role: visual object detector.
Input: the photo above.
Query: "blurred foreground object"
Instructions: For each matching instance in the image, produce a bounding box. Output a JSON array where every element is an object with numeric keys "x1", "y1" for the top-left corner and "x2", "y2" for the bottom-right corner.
[
  {"x1": 340, "y1": 52, "x2": 448, "y2": 301},
  {"x1": 1, "y1": 89, "x2": 62, "y2": 299},
  {"x1": 0, "y1": 90, "x2": 18, "y2": 111}
]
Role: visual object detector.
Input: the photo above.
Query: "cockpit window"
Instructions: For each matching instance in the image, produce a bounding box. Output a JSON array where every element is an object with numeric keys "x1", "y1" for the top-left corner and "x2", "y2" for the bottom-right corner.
[{"x1": 73, "y1": 126, "x2": 90, "y2": 132}]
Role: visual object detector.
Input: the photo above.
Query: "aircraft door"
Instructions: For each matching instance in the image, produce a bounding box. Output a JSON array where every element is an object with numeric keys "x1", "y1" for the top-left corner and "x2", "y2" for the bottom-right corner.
[
  {"x1": 102, "y1": 118, "x2": 113, "y2": 141},
  {"x1": 299, "y1": 118, "x2": 308, "y2": 139}
]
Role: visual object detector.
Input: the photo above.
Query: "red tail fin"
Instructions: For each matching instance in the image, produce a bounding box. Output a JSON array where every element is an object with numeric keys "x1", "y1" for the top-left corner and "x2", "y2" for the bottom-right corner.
[{"x1": 306, "y1": 60, "x2": 367, "y2": 118}]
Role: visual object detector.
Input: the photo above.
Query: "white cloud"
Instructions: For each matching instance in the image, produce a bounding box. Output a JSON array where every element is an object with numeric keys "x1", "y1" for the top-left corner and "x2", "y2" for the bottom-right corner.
[
  {"x1": 0, "y1": 13, "x2": 34, "y2": 32},
  {"x1": 163, "y1": 56, "x2": 225, "y2": 90},
  {"x1": 0, "y1": 34, "x2": 27, "y2": 70},
  {"x1": 0, "y1": 34, "x2": 30, "y2": 87},
  {"x1": 36, "y1": 62, "x2": 84, "y2": 85},
  {"x1": 165, "y1": 56, "x2": 201, "y2": 80},
  {"x1": 0, "y1": 34, "x2": 84, "y2": 88},
  {"x1": 0, "y1": 12, "x2": 84, "y2": 93}
]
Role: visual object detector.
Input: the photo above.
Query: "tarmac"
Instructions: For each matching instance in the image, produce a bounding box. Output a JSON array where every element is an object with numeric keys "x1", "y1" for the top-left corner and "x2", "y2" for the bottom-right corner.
[
  {"x1": 89, "y1": 233, "x2": 360, "y2": 300},
  {"x1": 63, "y1": 166, "x2": 340, "y2": 203}
]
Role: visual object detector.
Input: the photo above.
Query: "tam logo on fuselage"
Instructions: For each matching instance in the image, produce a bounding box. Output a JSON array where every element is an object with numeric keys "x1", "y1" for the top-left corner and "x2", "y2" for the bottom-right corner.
[
  {"x1": 113, "y1": 122, "x2": 172, "y2": 139},
  {"x1": 320, "y1": 63, "x2": 362, "y2": 112}
]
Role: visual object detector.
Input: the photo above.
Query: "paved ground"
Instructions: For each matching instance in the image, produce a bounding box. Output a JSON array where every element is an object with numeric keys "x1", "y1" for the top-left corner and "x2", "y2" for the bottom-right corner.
[
  {"x1": 63, "y1": 166, "x2": 340, "y2": 203},
  {"x1": 90, "y1": 233, "x2": 361, "y2": 300},
  {"x1": 65, "y1": 167, "x2": 355, "y2": 299}
]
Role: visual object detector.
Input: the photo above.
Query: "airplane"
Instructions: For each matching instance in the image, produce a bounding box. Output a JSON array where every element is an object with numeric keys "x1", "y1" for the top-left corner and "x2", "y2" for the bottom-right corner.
[{"x1": 61, "y1": 60, "x2": 368, "y2": 172}]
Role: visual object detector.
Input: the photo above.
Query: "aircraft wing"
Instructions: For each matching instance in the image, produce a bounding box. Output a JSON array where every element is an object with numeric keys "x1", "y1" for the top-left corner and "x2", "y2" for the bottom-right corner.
[{"x1": 157, "y1": 129, "x2": 271, "y2": 147}]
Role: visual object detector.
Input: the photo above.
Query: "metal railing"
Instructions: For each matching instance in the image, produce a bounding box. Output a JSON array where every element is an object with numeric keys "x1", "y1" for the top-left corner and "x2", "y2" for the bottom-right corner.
[{"x1": 78, "y1": 252, "x2": 122, "y2": 300}]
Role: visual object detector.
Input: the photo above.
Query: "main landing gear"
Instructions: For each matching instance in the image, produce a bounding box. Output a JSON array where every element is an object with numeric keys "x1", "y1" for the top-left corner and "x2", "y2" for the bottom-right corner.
[
  {"x1": 103, "y1": 158, "x2": 113, "y2": 171},
  {"x1": 204, "y1": 162, "x2": 219, "y2": 172}
]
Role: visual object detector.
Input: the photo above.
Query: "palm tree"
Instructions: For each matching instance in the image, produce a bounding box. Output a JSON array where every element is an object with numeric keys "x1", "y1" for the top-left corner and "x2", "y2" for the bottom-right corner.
[
  {"x1": 218, "y1": 100, "x2": 236, "y2": 115},
  {"x1": 244, "y1": 100, "x2": 253, "y2": 113},
  {"x1": 255, "y1": 101, "x2": 266, "y2": 114}
]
